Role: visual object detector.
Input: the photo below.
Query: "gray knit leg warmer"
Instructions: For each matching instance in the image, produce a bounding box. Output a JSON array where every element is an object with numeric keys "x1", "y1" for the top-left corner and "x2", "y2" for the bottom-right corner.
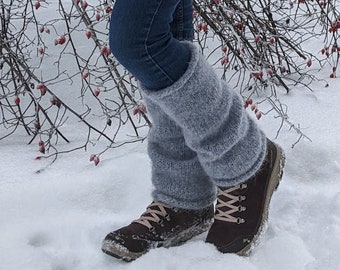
[
  {"x1": 144, "y1": 96, "x2": 216, "y2": 210},
  {"x1": 141, "y1": 42, "x2": 267, "y2": 187}
]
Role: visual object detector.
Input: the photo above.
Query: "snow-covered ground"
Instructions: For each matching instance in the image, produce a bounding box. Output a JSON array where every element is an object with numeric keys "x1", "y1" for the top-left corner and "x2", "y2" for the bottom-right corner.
[
  {"x1": 1, "y1": 2, "x2": 340, "y2": 270},
  {"x1": 2, "y1": 69, "x2": 340, "y2": 270}
]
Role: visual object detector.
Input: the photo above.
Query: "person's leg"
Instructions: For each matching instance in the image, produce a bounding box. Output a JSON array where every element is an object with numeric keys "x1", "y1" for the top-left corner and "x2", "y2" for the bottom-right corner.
[
  {"x1": 109, "y1": 0, "x2": 192, "y2": 90},
  {"x1": 140, "y1": 42, "x2": 285, "y2": 254},
  {"x1": 102, "y1": 0, "x2": 215, "y2": 261}
]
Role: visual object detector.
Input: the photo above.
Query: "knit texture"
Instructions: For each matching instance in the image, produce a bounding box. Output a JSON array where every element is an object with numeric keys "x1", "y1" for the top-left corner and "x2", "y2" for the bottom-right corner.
[
  {"x1": 144, "y1": 96, "x2": 216, "y2": 210},
  {"x1": 142, "y1": 42, "x2": 267, "y2": 187}
]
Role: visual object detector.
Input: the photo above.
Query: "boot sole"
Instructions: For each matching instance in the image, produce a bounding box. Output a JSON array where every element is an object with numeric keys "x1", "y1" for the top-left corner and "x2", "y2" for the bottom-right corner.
[
  {"x1": 236, "y1": 142, "x2": 286, "y2": 256},
  {"x1": 101, "y1": 218, "x2": 214, "y2": 262}
]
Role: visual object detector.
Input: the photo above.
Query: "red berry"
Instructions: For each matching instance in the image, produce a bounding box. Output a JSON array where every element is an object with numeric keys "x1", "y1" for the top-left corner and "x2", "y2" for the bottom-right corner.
[
  {"x1": 269, "y1": 37, "x2": 276, "y2": 44},
  {"x1": 330, "y1": 73, "x2": 335, "y2": 78},
  {"x1": 38, "y1": 47, "x2": 44, "y2": 55},
  {"x1": 39, "y1": 145, "x2": 46, "y2": 154},
  {"x1": 82, "y1": 72, "x2": 89, "y2": 79},
  {"x1": 133, "y1": 107, "x2": 139, "y2": 115},
  {"x1": 96, "y1": 14, "x2": 101, "y2": 21},
  {"x1": 89, "y1": 154, "x2": 96, "y2": 161},
  {"x1": 221, "y1": 46, "x2": 227, "y2": 53},
  {"x1": 58, "y1": 35, "x2": 66, "y2": 45},
  {"x1": 38, "y1": 140, "x2": 44, "y2": 147},
  {"x1": 256, "y1": 111, "x2": 262, "y2": 120},
  {"x1": 139, "y1": 103, "x2": 147, "y2": 114},
  {"x1": 93, "y1": 156, "x2": 100, "y2": 166},
  {"x1": 86, "y1": 30, "x2": 92, "y2": 39},
  {"x1": 14, "y1": 96, "x2": 20, "y2": 105},
  {"x1": 82, "y1": 1, "x2": 88, "y2": 9},
  {"x1": 236, "y1": 23, "x2": 244, "y2": 30},
  {"x1": 201, "y1": 24, "x2": 208, "y2": 32},
  {"x1": 106, "y1": 6, "x2": 112, "y2": 13},
  {"x1": 255, "y1": 35, "x2": 261, "y2": 42},
  {"x1": 306, "y1": 59, "x2": 312, "y2": 67},
  {"x1": 267, "y1": 68, "x2": 274, "y2": 76},
  {"x1": 221, "y1": 56, "x2": 229, "y2": 66},
  {"x1": 94, "y1": 88, "x2": 100, "y2": 97},
  {"x1": 35, "y1": 1, "x2": 41, "y2": 10},
  {"x1": 100, "y1": 46, "x2": 111, "y2": 56},
  {"x1": 280, "y1": 66, "x2": 286, "y2": 73}
]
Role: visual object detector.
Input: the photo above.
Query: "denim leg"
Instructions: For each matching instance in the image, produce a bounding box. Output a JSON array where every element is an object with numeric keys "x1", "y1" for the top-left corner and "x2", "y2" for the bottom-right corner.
[
  {"x1": 109, "y1": 0, "x2": 192, "y2": 90},
  {"x1": 170, "y1": 0, "x2": 194, "y2": 41}
]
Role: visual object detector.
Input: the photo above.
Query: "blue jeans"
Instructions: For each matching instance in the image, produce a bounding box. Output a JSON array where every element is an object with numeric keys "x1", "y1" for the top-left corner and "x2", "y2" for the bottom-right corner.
[{"x1": 109, "y1": 0, "x2": 193, "y2": 90}]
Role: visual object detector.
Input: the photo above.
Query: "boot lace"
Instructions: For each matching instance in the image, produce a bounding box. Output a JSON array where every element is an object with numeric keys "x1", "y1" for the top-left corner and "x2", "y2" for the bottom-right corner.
[
  {"x1": 215, "y1": 184, "x2": 247, "y2": 224},
  {"x1": 133, "y1": 202, "x2": 171, "y2": 230}
]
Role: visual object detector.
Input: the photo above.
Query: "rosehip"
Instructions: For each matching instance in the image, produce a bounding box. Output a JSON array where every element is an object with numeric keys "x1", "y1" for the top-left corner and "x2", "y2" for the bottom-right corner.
[
  {"x1": 86, "y1": 30, "x2": 92, "y2": 39},
  {"x1": 255, "y1": 35, "x2": 261, "y2": 42},
  {"x1": 96, "y1": 14, "x2": 101, "y2": 21},
  {"x1": 106, "y1": 6, "x2": 112, "y2": 13},
  {"x1": 139, "y1": 103, "x2": 147, "y2": 114},
  {"x1": 14, "y1": 96, "x2": 20, "y2": 105},
  {"x1": 269, "y1": 37, "x2": 276, "y2": 44},
  {"x1": 58, "y1": 35, "x2": 66, "y2": 45},
  {"x1": 93, "y1": 156, "x2": 100, "y2": 166},
  {"x1": 133, "y1": 107, "x2": 139, "y2": 115},
  {"x1": 94, "y1": 88, "x2": 100, "y2": 97},
  {"x1": 35, "y1": 1, "x2": 41, "y2": 10},
  {"x1": 221, "y1": 56, "x2": 229, "y2": 66},
  {"x1": 39, "y1": 145, "x2": 45, "y2": 154},
  {"x1": 100, "y1": 46, "x2": 111, "y2": 56},
  {"x1": 267, "y1": 68, "x2": 274, "y2": 76},
  {"x1": 82, "y1": 1, "x2": 88, "y2": 9},
  {"x1": 201, "y1": 23, "x2": 208, "y2": 32},
  {"x1": 38, "y1": 47, "x2": 44, "y2": 55},
  {"x1": 82, "y1": 72, "x2": 89, "y2": 79},
  {"x1": 256, "y1": 111, "x2": 262, "y2": 120},
  {"x1": 306, "y1": 59, "x2": 312, "y2": 67},
  {"x1": 280, "y1": 66, "x2": 286, "y2": 73},
  {"x1": 222, "y1": 46, "x2": 227, "y2": 53},
  {"x1": 38, "y1": 140, "x2": 44, "y2": 147},
  {"x1": 89, "y1": 154, "x2": 96, "y2": 161}
]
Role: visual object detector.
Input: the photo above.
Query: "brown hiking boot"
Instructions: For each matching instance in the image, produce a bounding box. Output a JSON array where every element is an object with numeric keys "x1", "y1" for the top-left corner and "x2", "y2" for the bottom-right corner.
[
  {"x1": 205, "y1": 139, "x2": 285, "y2": 255},
  {"x1": 102, "y1": 201, "x2": 214, "y2": 261}
]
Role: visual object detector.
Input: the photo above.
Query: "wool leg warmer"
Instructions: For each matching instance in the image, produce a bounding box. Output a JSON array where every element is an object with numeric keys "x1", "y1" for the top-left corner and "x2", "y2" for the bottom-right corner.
[
  {"x1": 141, "y1": 42, "x2": 267, "y2": 187},
  {"x1": 144, "y1": 96, "x2": 216, "y2": 209}
]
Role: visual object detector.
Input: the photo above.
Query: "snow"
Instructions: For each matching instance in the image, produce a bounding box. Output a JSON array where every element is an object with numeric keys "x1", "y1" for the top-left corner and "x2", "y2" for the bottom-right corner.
[{"x1": 1, "y1": 2, "x2": 340, "y2": 270}]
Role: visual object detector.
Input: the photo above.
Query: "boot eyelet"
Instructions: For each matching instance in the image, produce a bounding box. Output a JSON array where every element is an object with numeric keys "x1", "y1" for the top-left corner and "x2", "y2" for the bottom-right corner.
[
  {"x1": 239, "y1": 183, "x2": 248, "y2": 189},
  {"x1": 238, "y1": 205, "x2": 246, "y2": 212},
  {"x1": 158, "y1": 220, "x2": 164, "y2": 227},
  {"x1": 238, "y1": 195, "x2": 246, "y2": 201},
  {"x1": 237, "y1": 217, "x2": 245, "y2": 224}
]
